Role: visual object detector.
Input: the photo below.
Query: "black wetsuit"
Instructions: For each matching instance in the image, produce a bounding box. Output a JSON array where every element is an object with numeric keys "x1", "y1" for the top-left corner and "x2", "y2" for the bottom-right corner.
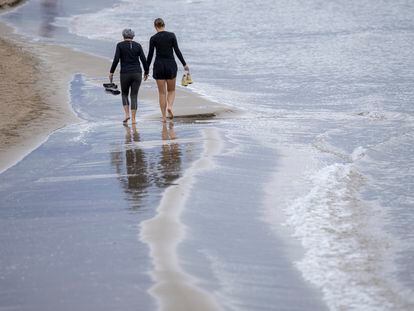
[
  {"x1": 147, "y1": 31, "x2": 186, "y2": 80},
  {"x1": 110, "y1": 40, "x2": 149, "y2": 109}
]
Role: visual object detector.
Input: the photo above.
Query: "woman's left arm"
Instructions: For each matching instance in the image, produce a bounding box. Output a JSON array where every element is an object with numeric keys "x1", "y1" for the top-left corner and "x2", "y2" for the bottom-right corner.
[
  {"x1": 139, "y1": 45, "x2": 149, "y2": 80},
  {"x1": 172, "y1": 33, "x2": 188, "y2": 69},
  {"x1": 147, "y1": 37, "x2": 155, "y2": 68}
]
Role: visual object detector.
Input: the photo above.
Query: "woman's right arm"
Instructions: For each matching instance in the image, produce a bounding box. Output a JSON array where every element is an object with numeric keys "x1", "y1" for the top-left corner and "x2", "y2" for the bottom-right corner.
[
  {"x1": 109, "y1": 43, "x2": 120, "y2": 82},
  {"x1": 147, "y1": 37, "x2": 155, "y2": 68}
]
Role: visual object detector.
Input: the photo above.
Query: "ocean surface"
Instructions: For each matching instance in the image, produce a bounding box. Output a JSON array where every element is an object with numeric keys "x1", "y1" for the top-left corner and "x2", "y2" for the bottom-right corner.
[{"x1": 1, "y1": 0, "x2": 414, "y2": 310}]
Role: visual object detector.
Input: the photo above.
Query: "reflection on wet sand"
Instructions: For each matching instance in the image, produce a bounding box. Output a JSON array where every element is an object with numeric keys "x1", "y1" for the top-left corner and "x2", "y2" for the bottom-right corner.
[
  {"x1": 39, "y1": 0, "x2": 58, "y2": 37},
  {"x1": 111, "y1": 123, "x2": 182, "y2": 209},
  {"x1": 111, "y1": 124, "x2": 148, "y2": 208},
  {"x1": 156, "y1": 122, "x2": 181, "y2": 187}
]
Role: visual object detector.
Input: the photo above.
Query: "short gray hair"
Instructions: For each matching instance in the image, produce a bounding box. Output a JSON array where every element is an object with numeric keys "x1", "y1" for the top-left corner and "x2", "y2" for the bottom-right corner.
[{"x1": 122, "y1": 28, "x2": 135, "y2": 39}]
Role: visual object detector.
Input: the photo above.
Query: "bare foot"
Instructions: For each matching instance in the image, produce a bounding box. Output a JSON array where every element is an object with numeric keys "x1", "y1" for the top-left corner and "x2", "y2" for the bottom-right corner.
[
  {"x1": 131, "y1": 118, "x2": 137, "y2": 124},
  {"x1": 162, "y1": 117, "x2": 167, "y2": 123},
  {"x1": 167, "y1": 108, "x2": 174, "y2": 119}
]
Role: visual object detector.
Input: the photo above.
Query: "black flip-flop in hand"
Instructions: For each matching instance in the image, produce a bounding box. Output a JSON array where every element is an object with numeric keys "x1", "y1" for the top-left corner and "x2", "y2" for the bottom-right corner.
[{"x1": 103, "y1": 82, "x2": 120, "y2": 95}]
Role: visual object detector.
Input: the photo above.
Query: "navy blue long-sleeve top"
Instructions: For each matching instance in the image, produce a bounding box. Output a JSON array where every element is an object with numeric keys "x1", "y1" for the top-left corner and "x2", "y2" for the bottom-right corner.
[
  {"x1": 147, "y1": 31, "x2": 186, "y2": 66},
  {"x1": 110, "y1": 40, "x2": 149, "y2": 75}
]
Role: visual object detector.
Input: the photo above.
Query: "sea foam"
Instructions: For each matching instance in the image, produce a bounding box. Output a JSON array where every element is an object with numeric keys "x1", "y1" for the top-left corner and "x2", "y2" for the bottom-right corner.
[{"x1": 282, "y1": 154, "x2": 411, "y2": 310}]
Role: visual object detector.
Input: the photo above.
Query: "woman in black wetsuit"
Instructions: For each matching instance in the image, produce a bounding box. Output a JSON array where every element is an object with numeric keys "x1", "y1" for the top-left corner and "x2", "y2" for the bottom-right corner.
[
  {"x1": 147, "y1": 18, "x2": 189, "y2": 122},
  {"x1": 109, "y1": 28, "x2": 149, "y2": 124}
]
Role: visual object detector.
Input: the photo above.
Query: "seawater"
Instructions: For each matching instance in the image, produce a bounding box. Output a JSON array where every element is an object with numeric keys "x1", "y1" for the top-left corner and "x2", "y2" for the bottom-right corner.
[{"x1": 2, "y1": 0, "x2": 414, "y2": 310}]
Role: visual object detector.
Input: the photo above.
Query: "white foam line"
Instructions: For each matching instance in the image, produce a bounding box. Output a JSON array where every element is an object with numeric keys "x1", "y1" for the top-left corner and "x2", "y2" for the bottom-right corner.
[{"x1": 140, "y1": 128, "x2": 223, "y2": 311}]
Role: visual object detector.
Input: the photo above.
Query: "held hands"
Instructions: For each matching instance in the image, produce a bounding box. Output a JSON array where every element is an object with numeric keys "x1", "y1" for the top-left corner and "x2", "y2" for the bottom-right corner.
[
  {"x1": 144, "y1": 74, "x2": 148, "y2": 81},
  {"x1": 184, "y1": 65, "x2": 190, "y2": 72}
]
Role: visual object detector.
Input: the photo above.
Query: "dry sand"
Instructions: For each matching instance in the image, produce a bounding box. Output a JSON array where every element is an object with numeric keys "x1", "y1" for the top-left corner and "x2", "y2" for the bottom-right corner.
[
  {"x1": 0, "y1": 23, "x2": 79, "y2": 173},
  {"x1": 0, "y1": 0, "x2": 23, "y2": 9}
]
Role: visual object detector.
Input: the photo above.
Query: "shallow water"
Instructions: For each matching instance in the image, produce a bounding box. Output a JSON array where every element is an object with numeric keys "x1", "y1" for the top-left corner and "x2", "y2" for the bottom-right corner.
[
  {"x1": 0, "y1": 74, "x2": 327, "y2": 310},
  {"x1": 1, "y1": 0, "x2": 414, "y2": 310}
]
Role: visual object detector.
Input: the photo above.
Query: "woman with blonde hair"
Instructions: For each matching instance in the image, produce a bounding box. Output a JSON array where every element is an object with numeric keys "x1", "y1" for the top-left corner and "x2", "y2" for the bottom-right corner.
[{"x1": 147, "y1": 18, "x2": 189, "y2": 122}]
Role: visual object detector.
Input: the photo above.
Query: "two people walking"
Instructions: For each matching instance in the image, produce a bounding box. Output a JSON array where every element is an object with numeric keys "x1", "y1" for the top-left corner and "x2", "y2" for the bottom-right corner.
[{"x1": 109, "y1": 18, "x2": 189, "y2": 124}]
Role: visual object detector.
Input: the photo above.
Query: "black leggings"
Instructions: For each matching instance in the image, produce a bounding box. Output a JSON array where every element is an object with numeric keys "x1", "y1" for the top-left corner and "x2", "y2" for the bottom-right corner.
[{"x1": 120, "y1": 73, "x2": 142, "y2": 110}]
